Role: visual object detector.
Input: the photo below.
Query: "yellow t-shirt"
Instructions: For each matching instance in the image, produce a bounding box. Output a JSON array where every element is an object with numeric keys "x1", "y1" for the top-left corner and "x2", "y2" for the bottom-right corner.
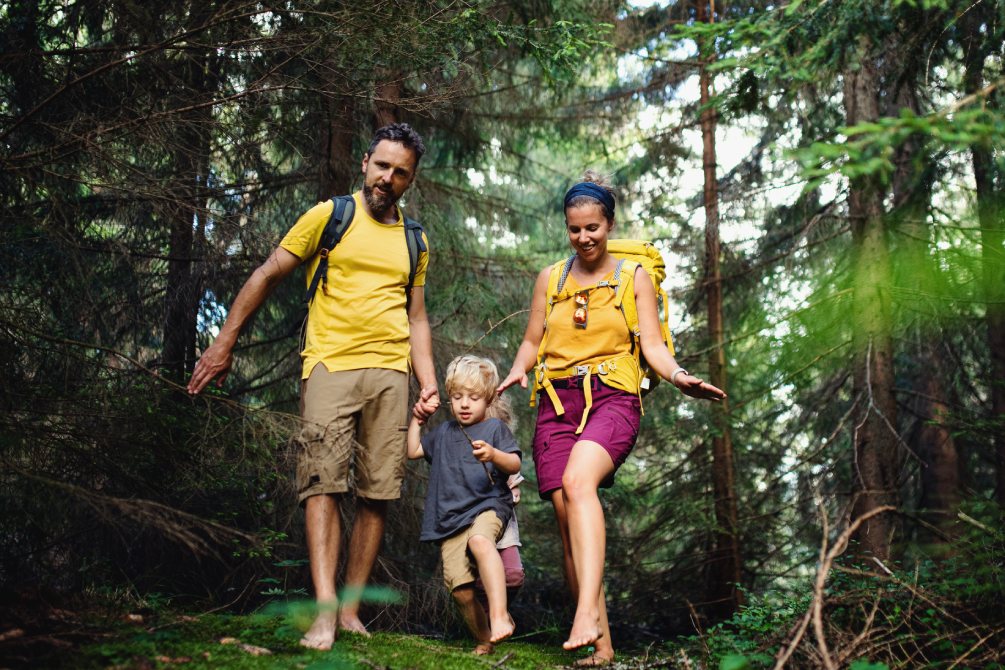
[{"x1": 280, "y1": 192, "x2": 429, "y2": 378}]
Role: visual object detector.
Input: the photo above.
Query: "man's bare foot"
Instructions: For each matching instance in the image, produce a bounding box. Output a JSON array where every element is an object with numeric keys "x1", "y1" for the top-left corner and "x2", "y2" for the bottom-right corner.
[
  {"x1": 474, "y1": 642, "x2": 494, "y2": 655},
  {"x1": 562, "y1": 612, "x2": 602, "y2": 651},
  {"x1": 299, "y1": 611, "x2": 338, "y2": 650},
  {"x1": 574, "y1": 651, "x2": 615, "y2": 667},
  {"x1": 489, "y1": 613, "x2": 515, "y2": 644},
  {"x1": 338, "y1": 612, "x2": 371, "y2": 638}
]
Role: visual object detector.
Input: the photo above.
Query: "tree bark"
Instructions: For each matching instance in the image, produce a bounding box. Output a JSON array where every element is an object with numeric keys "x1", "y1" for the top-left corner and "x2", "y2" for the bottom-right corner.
[
  {"x1": 318, "y1": 93, "x2": 357, "y2": 201},
  {"x1": 887, "y1": 57, "x2": 960, "y2": 545},
  {"x1": 844, "y1": 36, "x2": 900, "y2": 560},
  {"x1": 161, "y1": 3, "x2": 214, "y2": 381},
  {"x1": 698, "y1": 0, "x2": 742, "y2": 619},
  {"x1": 961, "y1": 7, "x2": 1005, "y2": 506}
]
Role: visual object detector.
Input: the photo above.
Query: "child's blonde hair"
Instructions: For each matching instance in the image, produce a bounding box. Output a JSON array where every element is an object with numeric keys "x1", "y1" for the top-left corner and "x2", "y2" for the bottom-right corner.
[{"x1": 445, "y1": 355, "x2": 499, "y2": 398}]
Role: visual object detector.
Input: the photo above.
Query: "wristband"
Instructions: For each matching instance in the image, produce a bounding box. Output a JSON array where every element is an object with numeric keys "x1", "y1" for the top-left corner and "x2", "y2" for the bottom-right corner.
[{"x1": 670, "y1": 368, "x2": 689, "y2": 385}]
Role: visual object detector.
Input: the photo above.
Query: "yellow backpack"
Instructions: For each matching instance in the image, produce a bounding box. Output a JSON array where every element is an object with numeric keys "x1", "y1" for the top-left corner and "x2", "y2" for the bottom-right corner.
[{"x1": 532, "y1": 240, "x2": 676, "y2": 432}]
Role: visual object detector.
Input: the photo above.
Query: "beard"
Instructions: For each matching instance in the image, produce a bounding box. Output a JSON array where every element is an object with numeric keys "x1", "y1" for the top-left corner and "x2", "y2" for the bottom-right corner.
[{"x1": 363, "y1": 182, "x2": 398, "y2": 217}]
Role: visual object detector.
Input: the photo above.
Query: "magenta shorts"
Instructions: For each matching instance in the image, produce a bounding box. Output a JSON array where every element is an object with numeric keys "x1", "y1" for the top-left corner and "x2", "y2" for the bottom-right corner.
[{"x1": 532, "y1": 379, "x2": 641, "y2": 499}]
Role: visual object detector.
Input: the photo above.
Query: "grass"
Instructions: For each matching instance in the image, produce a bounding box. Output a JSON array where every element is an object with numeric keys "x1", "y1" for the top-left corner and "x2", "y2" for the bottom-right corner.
[{"x1": 66, "y1": 610, "x2": 607, "y2": 670}]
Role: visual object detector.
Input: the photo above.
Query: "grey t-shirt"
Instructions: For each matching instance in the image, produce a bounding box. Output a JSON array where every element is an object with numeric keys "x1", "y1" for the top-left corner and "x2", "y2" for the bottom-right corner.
[{"x1": 419, "y1": 417, "x2": 521, "y2": 542}]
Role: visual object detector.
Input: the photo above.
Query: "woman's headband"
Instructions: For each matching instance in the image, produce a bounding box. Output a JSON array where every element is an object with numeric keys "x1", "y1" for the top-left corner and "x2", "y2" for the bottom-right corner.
[{"x1": 563, "y1": 182, "x2": 616, "y2": 214}]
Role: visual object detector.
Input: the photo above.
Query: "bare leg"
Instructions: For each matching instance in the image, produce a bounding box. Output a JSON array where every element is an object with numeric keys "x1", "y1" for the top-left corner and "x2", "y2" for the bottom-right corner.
[
  {"x1": 339, "y1": 497, "x2": 387, "y2": 636},
  {"x1": 556, "y1": 443, "x2": 617, "y2": 655},
  {"x1": 467, "y1": 534, "x2": 514, "y2": 643},
  {"x1": 452, "y1": 585, "x2": 493, "y2": 654},
  {"x1": 300, "y1": 494, "x2": 341, "y2": 650},
  {"x1": 551, "y1": 491, "x2": 615, "y2": 664}
]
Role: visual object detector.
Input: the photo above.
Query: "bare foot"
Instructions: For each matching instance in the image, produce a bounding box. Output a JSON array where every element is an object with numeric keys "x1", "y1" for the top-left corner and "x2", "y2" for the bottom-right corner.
[
  {"x1": 474, "y1": 642, "x2": 494, "y2": 655},
  {"x1": 489, "y1": 613, "x2": 515, "y2": 644},
  {"x1": 338, "y1": 612, "x2": 371, "y2": 638},
  {"x1": 563, "y1": 612, "x2": 601, "y2": 651},
  {"x1": 574, "y1": 651, "x2": 615, "y2": 667},
  {"x1": 299, "y1": 611, "x2": 338, "y2": 650}
]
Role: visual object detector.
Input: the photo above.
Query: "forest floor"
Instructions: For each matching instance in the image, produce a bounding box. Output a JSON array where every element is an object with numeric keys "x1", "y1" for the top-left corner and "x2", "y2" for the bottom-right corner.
[{"x1": 0, "y1": 598, "x2": 700, "y2": 670}]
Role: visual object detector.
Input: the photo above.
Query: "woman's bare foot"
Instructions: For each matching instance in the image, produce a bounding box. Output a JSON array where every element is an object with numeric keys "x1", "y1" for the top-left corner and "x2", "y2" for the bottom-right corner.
[
  {"x1": 474, "y1": 642, "x2": 495, "y2": 655},
  {"x1": 573, "y1": 651, "x2": 615, "y2": 667},
  {"x1": 338, "y1": 612, "x2": 371, "y2": 638},
  {"x1": 299, "y1": 611, "x2": 338, "y2": 650},
  {"x1": 563, "y1": 611, "x2": 602, "y2": 651},
  {"x1": 489, "y1": 613, "x2": 515, "y2": 643}
]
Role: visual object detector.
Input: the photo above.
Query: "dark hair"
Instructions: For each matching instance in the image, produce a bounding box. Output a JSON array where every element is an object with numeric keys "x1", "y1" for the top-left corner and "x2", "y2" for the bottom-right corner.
[
  {"x1": 367, "y1": 123, "x2": 426, "y2": 164},
  {"x1": 565, "y1": 169, "x2": 616, "y2": 223}
]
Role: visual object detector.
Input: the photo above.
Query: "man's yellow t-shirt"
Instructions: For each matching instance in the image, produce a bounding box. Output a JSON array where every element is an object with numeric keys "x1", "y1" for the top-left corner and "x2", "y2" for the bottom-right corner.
[{"x1": 280, "y1": 193, "x2": 428, "y2": 379}]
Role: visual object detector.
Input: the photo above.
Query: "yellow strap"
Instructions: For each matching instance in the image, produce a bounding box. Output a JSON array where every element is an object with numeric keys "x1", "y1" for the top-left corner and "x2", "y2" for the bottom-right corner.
[{"x1": 575, "y1": 369, "x2": 593, "y2": 434}]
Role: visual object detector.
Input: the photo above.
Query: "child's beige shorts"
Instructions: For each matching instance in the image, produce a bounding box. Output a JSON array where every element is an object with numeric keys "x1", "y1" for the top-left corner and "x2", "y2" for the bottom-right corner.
[
  {"x1": 294, "y1": 365, "x2": 408, "y2": 504},
  {"x1": 438, "y1": 510, "x2": 504, "y2": 592}
]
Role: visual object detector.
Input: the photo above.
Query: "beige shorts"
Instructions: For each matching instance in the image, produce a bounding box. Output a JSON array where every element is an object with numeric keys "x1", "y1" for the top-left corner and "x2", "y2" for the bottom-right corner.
[
  {"x1": 439, "y1": 510, "x2": 504, "y2": 592},
  {"x1": 294, "y1": 365, "x2": 409, "y2": 504}
]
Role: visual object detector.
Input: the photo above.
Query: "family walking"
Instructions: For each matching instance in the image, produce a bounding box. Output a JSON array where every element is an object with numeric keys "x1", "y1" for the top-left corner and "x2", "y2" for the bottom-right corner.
[{"x1": 187, "y1": 123, "x2": 726, "y2": 664}]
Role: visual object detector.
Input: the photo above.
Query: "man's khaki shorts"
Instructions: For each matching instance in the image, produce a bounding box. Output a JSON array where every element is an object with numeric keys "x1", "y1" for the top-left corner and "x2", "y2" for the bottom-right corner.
[
  {"x1": 438, "y1": 510, "x2": 504, "y2": 592},
  {"x1": 294, "y1": 365, "x2": 409, "y2": 504}
]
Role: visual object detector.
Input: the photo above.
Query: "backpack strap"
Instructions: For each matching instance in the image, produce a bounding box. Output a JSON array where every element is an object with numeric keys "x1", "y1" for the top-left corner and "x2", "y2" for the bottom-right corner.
[
  {"x1": 305, "y1": 196, "x2": 427, "y2": 310},
  {"x1": 305, "y1": 195, "x2": 355, "y2": 304},
  {"x1": 404, "y1": 216, "x2": 427, "y2": 313},
  {"x1": 615, "y1": 260, "x2": 642, "y2": 337}
]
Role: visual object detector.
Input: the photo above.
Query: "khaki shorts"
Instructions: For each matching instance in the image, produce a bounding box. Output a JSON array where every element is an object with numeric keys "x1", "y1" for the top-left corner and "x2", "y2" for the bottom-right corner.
[
  {"x1": 294, "y1": 365, "x2": 409, "y2": 504},
  {"x1": 439, "y1": 510, "x2": 504, "y2": 592}
]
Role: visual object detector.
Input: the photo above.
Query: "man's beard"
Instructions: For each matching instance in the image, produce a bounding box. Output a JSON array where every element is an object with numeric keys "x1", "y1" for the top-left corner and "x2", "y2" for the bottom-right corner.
[{"x1": 363, "y1": 183, "x2": 397, "y2": 217}]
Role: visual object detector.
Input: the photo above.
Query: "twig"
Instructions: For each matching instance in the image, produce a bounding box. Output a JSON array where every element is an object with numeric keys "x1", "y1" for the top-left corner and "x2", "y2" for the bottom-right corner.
[
  {"x1": 457, "y1": 423, "x2": 495, "y2": 485},
  {"x1": 946, "y1": 629, "x2": 1001, "y2": 670},
  {"x1": 491, "y1": 651, "x2": 514, "y2": 668},
  {"x1": 774, "y1": 504, "x2": 895, "y2": 670}
]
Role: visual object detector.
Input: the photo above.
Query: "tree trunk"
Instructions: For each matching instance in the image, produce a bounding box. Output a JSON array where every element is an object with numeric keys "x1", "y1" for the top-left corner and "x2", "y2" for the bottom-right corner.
[
  {"x1": 698, "y1": 0, "x2": 742, "y2": 619},
  {"x1": 161, "y1": 4, "x2": 214, "y2": 381},
  {"x1": 887, "y1": 63, "x2": 960, "y2": 545},
  {"x1": 844, "y1": 37, "x2": 900, "y2": 560},
  {"x1": 318, "y1": 93, "x2": 357, "y2": 201},
  {"x1": 961, "y1": 7, "x2": 1005, "y2": 505}
]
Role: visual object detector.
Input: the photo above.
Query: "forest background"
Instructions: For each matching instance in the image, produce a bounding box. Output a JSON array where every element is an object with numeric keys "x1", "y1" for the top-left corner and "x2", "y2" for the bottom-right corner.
[{"x1": 2, "y1": 1, "x2": 1004, "y2": 668}]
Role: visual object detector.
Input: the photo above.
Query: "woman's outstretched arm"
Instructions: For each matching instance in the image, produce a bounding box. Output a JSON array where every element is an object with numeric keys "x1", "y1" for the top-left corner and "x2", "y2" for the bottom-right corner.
[{"x1": 634, "y1": 266, "x2": 726, "y2": 401}]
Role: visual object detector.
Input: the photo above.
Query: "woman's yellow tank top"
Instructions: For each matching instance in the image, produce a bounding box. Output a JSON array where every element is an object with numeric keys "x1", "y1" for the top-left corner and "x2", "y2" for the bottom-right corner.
[{"x1": 542, "y1": 270, "x2": 633, "y2": 373}]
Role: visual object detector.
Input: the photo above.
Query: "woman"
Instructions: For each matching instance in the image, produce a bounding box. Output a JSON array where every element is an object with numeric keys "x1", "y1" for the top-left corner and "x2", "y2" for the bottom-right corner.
[{"x1": 498, "y1": 172, "x2": 726, "y2": 666}]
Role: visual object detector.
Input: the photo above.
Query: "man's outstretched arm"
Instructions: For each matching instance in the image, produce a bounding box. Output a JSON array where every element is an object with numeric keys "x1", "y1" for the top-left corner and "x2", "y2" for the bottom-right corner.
[{"x1": 187, "y1": 247, "x2": 301, "y2": 395}]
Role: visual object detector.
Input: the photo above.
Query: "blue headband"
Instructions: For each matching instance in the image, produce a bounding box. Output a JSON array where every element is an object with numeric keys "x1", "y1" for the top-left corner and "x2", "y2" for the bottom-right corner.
[{"x1": 564, "y1": 182, "x2": 616, "y2": 214}]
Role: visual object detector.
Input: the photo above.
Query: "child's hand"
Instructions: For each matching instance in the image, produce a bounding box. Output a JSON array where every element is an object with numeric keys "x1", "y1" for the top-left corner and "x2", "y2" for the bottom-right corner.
[{"x1": 471, "y1": 439, "x2": 495, "y2": 463}]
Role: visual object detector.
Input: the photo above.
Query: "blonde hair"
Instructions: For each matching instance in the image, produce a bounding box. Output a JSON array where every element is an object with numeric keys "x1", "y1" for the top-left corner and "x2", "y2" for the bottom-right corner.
[
  {"x1": 444, "y1": 355, "x2": 499, "y2": 398},
  {"x1": 486, "y1": 392, "x2": 514, "y2": 429}
]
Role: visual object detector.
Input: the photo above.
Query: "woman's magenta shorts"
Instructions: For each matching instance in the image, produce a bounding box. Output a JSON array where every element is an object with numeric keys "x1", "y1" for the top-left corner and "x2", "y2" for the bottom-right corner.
[{"x1": 532, "y1": 379, "x2": 641, "y2": 499}]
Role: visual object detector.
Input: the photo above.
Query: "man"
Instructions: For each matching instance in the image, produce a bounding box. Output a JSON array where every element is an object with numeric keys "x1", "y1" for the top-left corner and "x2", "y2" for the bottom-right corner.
[{"x1": 187, "y1": 123, "x2": 439, "y2": 650}]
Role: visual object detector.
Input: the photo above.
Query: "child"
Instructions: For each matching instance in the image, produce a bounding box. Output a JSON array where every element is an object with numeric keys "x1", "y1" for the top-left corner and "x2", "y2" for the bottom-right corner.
[{"x1": 407, "y1": 355, "x2": 522, "y2": 654}]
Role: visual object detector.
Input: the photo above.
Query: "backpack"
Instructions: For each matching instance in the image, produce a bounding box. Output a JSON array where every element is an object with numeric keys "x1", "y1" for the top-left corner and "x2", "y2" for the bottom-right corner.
[
  {"x1": 534, "y1": 239, "x2": 675, "y2": 407},
  {"x1": 606, "y1": 239, "x2": 676, "y2": 394},
  {"x1": 304, "y1": 195, "x2": 427, "y2": 310}
]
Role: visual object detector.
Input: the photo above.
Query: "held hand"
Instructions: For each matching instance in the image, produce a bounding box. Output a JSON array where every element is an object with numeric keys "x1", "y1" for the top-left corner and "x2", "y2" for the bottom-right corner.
[
  {"x1": 497, "y1": 369, "x2": 528, "y2": 394},
  {"x1": 412, "y1": 386, "x2": 440, "y2": 423},
  {"x1": 674, "y1": 373, "x2": 727, "y2": 401},
  {"x1": 471, "y1": 439, "x2": 495, "y2": 463},
  {"x1": 187, "y1": 342, "x2": 233, "y2": 395}
]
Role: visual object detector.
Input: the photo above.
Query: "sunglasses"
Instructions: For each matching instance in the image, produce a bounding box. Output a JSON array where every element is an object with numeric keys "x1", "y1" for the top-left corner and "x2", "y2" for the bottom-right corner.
[{"x1": 573, "y1": 290, "x2": 589, "y2": 329}]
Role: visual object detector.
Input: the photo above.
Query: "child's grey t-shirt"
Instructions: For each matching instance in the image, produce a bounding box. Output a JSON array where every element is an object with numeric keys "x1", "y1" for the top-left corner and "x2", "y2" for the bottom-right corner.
[{"x1": 419, "y1": 417, "x2": 521, "y2": 542}]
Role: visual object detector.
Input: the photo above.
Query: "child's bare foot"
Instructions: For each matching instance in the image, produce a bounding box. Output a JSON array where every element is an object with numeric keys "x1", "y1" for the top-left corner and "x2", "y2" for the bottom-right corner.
[
  {"x1": 474, "y1": 642, "x2": 494, "y2": 655},
  {"x1": 574, "y1": 651, "x2": 615, "y2": 667},
  {"x1": 338, "y1": 612, "x2": 371, "y2": 638},
  {"x1": 299, "y1": 611, "x2": 338, "y2": 650},
  {"x1": 562, "y1": 611, "x2": 601, "y2": 651},
  {"x1": 489, "y1": 613, "x2": 515, "y2": 643}
]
